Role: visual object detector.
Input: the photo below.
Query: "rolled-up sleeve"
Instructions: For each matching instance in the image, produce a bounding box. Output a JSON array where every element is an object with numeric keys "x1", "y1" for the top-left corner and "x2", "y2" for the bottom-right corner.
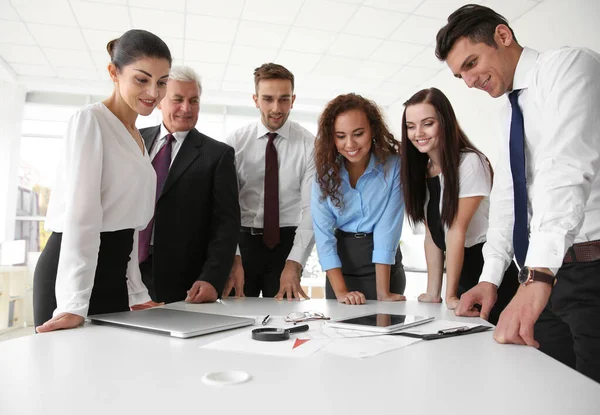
[
  {"x1": 311, "y1": 179, "x2": 341, "y2": 271},
  {"x1": 372, "y1": 157, "x2": 403, "y2": 265}
]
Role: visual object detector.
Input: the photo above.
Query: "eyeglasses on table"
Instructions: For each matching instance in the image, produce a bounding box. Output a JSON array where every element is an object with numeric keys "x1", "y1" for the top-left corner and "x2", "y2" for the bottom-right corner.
[{"x1": 284, "y1": 311, "x2": 330, "y2": 324}]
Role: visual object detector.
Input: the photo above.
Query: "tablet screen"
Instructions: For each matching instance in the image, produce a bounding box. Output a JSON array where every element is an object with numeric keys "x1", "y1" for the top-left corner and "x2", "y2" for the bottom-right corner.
[{"x1": 336, "y1": 313, "x2": 421, "y2": 327}]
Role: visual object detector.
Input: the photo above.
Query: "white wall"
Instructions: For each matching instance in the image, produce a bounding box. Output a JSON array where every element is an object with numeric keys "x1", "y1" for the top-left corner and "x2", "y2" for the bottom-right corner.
[{"x1": 387, "y1": 0, "x2": 600, "y2": 165}]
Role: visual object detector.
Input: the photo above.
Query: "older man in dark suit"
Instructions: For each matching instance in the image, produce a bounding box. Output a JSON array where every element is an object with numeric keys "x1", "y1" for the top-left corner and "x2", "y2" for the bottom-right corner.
[{"x1": 138, "y1": 66, "x2": 240, "y2": 304}]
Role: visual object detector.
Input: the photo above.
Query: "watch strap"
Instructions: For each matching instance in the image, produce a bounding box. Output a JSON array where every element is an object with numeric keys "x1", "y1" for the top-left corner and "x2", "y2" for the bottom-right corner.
[{"x1": 531, "y1": 269, "x2": 555, "y2": 285}]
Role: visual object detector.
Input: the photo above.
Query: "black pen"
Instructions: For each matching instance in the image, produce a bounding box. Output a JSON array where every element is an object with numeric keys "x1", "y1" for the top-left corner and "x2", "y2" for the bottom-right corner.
[{"x1": 261, "y1": 315, "x2": 271, "y2": 326}]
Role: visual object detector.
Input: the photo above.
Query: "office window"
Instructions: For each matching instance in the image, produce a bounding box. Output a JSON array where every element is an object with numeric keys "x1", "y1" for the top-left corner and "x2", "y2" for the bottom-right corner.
[{"x1": 15, "y1": 103, "x2": 73, "y2": 253}]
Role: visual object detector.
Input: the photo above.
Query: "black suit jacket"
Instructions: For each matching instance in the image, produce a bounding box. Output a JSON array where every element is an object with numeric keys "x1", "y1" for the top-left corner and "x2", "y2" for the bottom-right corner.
[{"x1": 140, "y1": 126, "x2": 240, "y2": 303}]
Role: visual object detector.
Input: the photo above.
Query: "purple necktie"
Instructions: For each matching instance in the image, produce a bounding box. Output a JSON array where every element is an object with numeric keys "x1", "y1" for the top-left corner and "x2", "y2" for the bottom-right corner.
[
  {"x1": 139, "y1": 134, "x2": 174, "y2": 263},
  {"x1": 263, "y1": 132, "x2": 280, "y2": 248}
]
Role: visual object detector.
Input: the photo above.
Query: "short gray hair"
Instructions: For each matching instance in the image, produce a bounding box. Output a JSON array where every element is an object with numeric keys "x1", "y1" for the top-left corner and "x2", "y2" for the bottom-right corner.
[{"x1": 168, "y1": 65, "x2": 202, "y2": 96}]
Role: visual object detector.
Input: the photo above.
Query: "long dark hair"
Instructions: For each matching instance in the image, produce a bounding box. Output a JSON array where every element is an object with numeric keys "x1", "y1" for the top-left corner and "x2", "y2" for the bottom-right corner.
[
  {"x1": 400, "y1": 87, "x2": 492, "y2": 227},
  {"x1": 315, "y1": 93, "x2": 398, "y2": 210}
]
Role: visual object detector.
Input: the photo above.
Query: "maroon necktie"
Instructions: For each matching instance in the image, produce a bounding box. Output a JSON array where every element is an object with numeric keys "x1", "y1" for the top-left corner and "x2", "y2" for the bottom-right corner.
[
  {"x1": 263, "y1": 132, "x2": 280, "y2": 248},
  {"x1": 138, "y1": 134, "x2": 174, "y2": 263}
]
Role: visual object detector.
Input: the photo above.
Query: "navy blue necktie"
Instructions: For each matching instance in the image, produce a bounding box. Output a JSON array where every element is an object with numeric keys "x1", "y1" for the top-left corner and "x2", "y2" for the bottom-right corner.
[{"x1": 509, "y1": 90, "x2": 529, "y2": 267}]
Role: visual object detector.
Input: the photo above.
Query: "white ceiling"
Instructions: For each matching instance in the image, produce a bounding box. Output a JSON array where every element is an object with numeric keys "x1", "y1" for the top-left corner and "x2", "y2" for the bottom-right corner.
[{"x1": 0, "y1": 0, "x2": 545, "y2": 109}]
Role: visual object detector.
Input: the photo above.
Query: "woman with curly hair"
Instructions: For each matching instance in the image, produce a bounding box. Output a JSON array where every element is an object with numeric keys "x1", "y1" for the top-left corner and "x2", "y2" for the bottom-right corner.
[
  {"x1": 401, "y1": 87, "x2": 518, "y2": 324},
  {"x1": 311, "y1": 93, "x2": 406, "y2": 305}
]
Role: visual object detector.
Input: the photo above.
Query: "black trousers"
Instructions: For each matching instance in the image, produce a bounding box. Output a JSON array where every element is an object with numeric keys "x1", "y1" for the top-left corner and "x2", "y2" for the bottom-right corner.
[
  {"x1": 325, "y1": 233, "x2": 406, "y2": 300},
  {"x1": 33, "y1": 230, "x2": 132, "y2": 327},
  {"x1": 457, "y1": 242, "x2": 520, "y2": 325},
  {"x1": 239, "y1": 227, "x2": 297, "y2": 297},
  {"x1": 534, "y1": 259, "x2": 600, "y2": 383}
]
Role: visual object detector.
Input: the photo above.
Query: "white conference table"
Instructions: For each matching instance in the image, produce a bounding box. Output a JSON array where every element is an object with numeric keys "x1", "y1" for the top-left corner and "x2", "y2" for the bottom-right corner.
[{"x1": 1, "y1": 298, "x2": 599, "y2": 415}]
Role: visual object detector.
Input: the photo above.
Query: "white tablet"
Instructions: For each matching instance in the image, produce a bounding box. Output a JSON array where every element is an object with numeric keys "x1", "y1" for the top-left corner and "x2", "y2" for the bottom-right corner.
[{"x1": 326, "y1": 313, "x2": 434, "y2": 333}]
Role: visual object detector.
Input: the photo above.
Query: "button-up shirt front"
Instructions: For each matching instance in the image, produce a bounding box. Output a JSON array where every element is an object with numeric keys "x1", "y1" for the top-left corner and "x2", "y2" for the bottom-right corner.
[
  {"x1": 311, "y1": 154, "x2": 404, "y2": 271},
  {"x1": 481, "y1": 46, "x2": 600, "y2": 285},
  {"x1": 226, "y1": 119, "x2": 316, "y2": 266}
]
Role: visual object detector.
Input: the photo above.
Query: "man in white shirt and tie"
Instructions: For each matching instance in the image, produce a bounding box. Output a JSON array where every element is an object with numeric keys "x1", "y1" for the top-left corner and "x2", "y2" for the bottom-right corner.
[
  {"x1": 436, "y1": 4, "x2": 600, "y2": 382},
  {"x1": 224, "y1": 63, "x2": 315, "y2": 300}
]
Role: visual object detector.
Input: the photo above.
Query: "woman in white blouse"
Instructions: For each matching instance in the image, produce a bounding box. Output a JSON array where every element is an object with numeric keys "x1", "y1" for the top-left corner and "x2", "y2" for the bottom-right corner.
[
  {"x1": 33, "y1": 29, "x2": 172, "y2": 333},
  {"x1": 400, "y1": 88, "x2": 519, "y2": 325}
]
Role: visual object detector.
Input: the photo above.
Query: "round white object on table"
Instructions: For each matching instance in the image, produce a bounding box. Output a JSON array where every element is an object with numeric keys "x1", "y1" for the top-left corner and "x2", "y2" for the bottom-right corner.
[{"x1": 202, "y1": 371, "x2": 251, "y2": 386}]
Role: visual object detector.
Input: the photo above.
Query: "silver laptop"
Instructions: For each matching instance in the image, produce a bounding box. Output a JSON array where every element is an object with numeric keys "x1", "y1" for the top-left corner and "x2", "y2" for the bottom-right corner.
[{"x1": 88, "y1": 308, "x2": 255, "y2": 338}]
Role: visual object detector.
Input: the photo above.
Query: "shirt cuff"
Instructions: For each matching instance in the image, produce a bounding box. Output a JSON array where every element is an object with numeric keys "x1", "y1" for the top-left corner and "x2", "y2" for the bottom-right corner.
[
  {"x1": 129, "y1": 290, "x2": 152, "y2": 307},
  {"x1": 526, "y1": 231, "x2": 568, "y2": 270},
  {"x1": 479, "y1": 256, "x2": 508, "y2": 287},
  {"x1": 372, "y1": 249, "x2": 396, "y2": 265},
  {"x1": 236, "y1": 244, "x2": 241, "y2": 257},
  {"x1": 319, "y1": 254, "x2": 342, "y2": 271},
  {"x1": 53, "y1": 303, "x2": 88, "y2": 319},
  {"x1": 288, "y1": 245, "x2": 310, "y2": 267}
]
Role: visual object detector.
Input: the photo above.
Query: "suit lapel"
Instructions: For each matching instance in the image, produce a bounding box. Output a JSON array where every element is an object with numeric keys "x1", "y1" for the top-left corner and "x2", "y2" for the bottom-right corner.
[
  {"x1": 160, "y1": 128, "x2": 203, "y2": 199},
  {"x1": 141, "y1": 125, "x2": 161, "y2": 153}
]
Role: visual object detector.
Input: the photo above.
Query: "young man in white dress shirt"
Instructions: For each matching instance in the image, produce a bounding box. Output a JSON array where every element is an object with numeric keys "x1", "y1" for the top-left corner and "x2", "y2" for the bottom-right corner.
[
  {"x1": 436, "y1": 4, "x2": 600, "y2": 382},
  {"x1": 224, "y1": 63, "x2": 316, "y2": 300}
]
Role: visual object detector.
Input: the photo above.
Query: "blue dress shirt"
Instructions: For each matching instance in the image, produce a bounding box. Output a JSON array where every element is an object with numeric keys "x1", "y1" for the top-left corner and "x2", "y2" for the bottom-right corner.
[{"x1": 311, "y1": 153, "x2": 404, "y2": 271}]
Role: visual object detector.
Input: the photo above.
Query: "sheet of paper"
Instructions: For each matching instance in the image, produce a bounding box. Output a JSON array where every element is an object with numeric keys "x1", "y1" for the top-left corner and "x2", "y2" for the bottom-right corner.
[
  {"x1": 317, "y1": 325, "x2": 421, "y2": 358},
  {"x1": 201, "y1": 320, "x2": 330, "y2": 358},
  {"x1": 201, "y1": 319, "x2": 424, "y2": 359}
]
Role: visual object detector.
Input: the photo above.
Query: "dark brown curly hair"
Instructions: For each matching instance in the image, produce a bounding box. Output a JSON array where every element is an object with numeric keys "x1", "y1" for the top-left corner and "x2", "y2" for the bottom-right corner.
[{"x1": 315, "y1": 93, "x2": 399, "y2": 210}]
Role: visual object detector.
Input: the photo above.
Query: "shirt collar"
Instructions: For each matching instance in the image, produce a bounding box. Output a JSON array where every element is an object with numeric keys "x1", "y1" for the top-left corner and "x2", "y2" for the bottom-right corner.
[
  {"x1": 340, "y1": 153, "x2": 382, "y2": 182},
  {"x1": 256, "y1": 118, "x2": 291, "y2": 140},
  {"x1": 159, "y1": 124, "x2": 190, "y2": 144},
  {"x1": 511, "y1": 47, "x2": 539, "y2": 92}
]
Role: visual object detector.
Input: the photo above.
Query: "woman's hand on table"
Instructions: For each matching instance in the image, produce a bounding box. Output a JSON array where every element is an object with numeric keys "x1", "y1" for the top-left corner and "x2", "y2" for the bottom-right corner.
[
  {"x1": 377, "y1": 292, "x2": 406, "y2": 302},
  {"x1": 418, "y1": 293, "x2": 442, "y2": 303},
  {"x1": 36, "y1": 312, "x2": 85, "y2": 333},
  {"x1": 445, "y1": 296, "x2": 460, "y2": 310},
  {"x1": 337, "y1": 291, "x2": 367, "y2": 305}
]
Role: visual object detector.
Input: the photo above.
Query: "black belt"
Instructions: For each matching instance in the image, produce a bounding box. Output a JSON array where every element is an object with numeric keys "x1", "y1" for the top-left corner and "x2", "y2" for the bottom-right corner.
[
  {"x1": 335, "y1": 229, "x2": 373, "y2": 239},
  {"x1": 240, "y1": 226, "x2": 297, "y2": 236}
]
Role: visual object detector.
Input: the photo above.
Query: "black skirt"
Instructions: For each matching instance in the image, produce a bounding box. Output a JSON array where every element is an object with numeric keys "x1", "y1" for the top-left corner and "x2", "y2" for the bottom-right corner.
[
  {"x1": 33, "y1": 229, "x2": 134, "y2": 326},
  {"x1": 325, "y1": 232, "x2": 406, "y2": 300}
]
